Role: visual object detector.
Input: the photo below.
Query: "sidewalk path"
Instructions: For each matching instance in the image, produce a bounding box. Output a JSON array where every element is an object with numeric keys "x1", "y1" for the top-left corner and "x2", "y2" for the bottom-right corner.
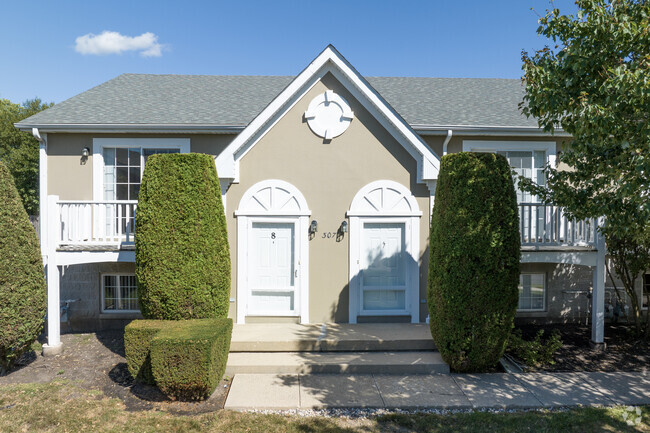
[{"x1": 225, "y1": 371, "x2": 650, "y2": 410}]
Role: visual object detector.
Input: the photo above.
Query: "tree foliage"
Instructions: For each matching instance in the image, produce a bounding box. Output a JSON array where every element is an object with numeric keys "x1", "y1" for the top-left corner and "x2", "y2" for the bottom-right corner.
[
  {"x1": 0, "y1": 98, "x2": 53, "y2": 215},
  {"x1": 0, "y1": 160, "x2": 46, "y2": 374},
  {"x1": 520, "y1": 0, "x2": 650, "y2": 336},
  {"x1": 428, "y1": 153, "x2": 520, "y2": 372},
  {"x1": 135, "y1": 153, "x2": 231, "y2": 320}
]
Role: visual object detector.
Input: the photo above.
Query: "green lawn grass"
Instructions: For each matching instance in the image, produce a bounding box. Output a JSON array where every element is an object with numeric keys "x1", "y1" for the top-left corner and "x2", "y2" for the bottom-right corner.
[{"x1": 0, "y1": 381, "x2": 647, "y2": 433}]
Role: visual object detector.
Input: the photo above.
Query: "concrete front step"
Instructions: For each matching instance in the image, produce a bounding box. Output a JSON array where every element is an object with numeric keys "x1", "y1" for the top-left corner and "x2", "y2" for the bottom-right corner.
[
  {"x1": 225, "y1": 351, "x2": 449, "y2": 375},
  {"x1": 230, "y1": 323, "x2": 436, "y2": 352}
]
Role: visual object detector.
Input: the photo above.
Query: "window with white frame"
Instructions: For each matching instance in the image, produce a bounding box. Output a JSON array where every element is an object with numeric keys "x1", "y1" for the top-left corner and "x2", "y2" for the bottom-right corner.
[
  {"x1": 93, "y1": 138, "x2": 191, "y2": 202},
  {"x1": 462, "y1": 141, "x2": 555, "y2": 204},
  {"x1": 102, "y1": 147, "x2": 180, "y2": 201},
  {"x1": 102, "y1": 274, "x2": 139, "y2": 312},
  {"x1": 518, "y1": 273, "x2": 545, "y2": 311},
  {"x1": 496, "y1": 150, "x2": 546, "y2": 203}
]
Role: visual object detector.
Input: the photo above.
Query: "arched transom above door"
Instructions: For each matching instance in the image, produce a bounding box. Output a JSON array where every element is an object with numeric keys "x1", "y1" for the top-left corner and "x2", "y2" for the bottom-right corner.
[
  {"x1": 348, "y1": 180, "x2": 422, "y2": 217},
  {"x1": 236, "y1": 180, "x2": 311, "y2": 216}
]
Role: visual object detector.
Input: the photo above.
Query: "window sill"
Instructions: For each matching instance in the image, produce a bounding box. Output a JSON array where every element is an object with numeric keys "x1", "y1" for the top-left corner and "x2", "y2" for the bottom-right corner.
[
  {"x1": 99, "y1": 312, "x2": 143, "y2": 320},
  {"x1": 516, "y1": 310, "x2": 547, "y2": 317}
]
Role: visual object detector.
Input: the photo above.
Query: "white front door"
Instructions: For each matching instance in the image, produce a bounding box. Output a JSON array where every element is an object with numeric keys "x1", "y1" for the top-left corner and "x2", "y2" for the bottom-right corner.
[
  {"x1": 248, "y1": 222, "x2": 298, "y2": 316},
  {"x1": 360, "y1": 222, "x2": 408, "y2": 314}
]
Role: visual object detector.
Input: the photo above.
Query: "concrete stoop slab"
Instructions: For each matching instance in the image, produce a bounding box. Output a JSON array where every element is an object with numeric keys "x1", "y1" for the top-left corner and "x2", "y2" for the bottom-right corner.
[
  {"x1": 224, "y1": 372, "x2": 650, "y2": 410},
  {"x1": 229, "y1": 323, "x2": 436, "y2": 352},
  {"x1": 300, "y1": 375, "x2": 384, "y2": 408},
  {"x1": 225, "y1": 374, "x2": 300, "y2": 410},
  {"x1": 225, "y1": 351, "x2": 449, "y2": 375},
  {"x1": 375, "y1": 374, "x2": 472, "y2": 409}
]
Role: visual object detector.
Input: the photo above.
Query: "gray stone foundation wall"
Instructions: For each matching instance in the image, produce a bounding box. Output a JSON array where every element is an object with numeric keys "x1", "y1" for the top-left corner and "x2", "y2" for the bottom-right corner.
[
  {"x1": 516, "y1": 263, "x2": 593, "y2": 324},
  {"x1": 59, "y1": 262, "x2": 141, "y2": 332}
]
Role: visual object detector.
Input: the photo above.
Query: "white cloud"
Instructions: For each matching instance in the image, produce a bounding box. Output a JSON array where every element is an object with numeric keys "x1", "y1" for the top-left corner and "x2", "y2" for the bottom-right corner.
[{"x1": 75, "y1": 31, "x2": 163, "y2": 57}]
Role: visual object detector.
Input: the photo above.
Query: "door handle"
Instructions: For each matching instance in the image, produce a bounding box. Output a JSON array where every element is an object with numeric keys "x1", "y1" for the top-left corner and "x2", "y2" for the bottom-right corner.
[{"x1": 295, "y1": 269, "x2": 298, "y2": 278}]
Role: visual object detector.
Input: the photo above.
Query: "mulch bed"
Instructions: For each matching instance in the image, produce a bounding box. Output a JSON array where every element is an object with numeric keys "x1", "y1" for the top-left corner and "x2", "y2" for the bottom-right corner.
[
  {"x1": 516, "y1": 323, "x2": 650, "y2": 372},
  {"x1": 0, "y1": 331, "x2": 231, "y2": 415}
]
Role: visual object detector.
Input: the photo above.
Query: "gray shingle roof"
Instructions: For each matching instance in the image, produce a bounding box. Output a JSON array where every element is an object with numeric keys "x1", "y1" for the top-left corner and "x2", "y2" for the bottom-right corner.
[{"x1": 17, "y1": 73, "x2": 539, "y2": 129}]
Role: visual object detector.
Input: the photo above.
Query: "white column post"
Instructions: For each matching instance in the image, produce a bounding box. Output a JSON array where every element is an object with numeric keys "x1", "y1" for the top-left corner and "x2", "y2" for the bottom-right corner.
[
  {"x1": 591, "y1": 220, "x2": 606, "y2": 347},
  {"x1": 43, "y1": 195, "x2": 63, "y2": 356}
]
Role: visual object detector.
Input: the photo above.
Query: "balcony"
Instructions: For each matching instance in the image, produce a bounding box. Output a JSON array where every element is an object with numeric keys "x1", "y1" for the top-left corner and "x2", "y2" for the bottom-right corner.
[
  {"x1": 518, "y1": 203, "x2": 598, "y2": 248},
  {"x1": 47, "y1": 199, "x2": 599, "y2": 252},
  {"x1": 55, "y1": 199, "x2": 137, "y2": 249}
]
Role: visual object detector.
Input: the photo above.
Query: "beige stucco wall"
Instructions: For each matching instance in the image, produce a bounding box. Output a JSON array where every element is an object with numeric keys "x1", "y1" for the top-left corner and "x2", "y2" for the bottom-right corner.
[
  {"x1": 225, "y1": 73, "x2": 430, "y2": 323},
  {"x1": 46, "y1": 133, "x2": 234, "y2": 199},
  {"x1": 44, "y1": 91, "x2": 590, "y2": 326},
  {"x1": 420, "y1": 134, "x2": 568, "y2": 157}
]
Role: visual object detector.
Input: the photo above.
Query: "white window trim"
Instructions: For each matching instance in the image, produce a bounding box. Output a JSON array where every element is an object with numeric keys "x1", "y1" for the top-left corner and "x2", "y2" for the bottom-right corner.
[
  {"x1": 236, "y1": 180, "x2": 311, "y2": 324},
  {"x1": 462, "y1": 140, "x2": 557, "y2": 169},
  {"x1": 347, "y1": 180, "x2": 421, "y2": 323},
  {"x1": 100, "y1": 273, "x2": 139, "y2": 313},
  {"x1": 92, "y1": 138, "x2": 191, "y2": 201},
  {"x1": 517, "y1": 272, "x2": 546, "y2": 312}
]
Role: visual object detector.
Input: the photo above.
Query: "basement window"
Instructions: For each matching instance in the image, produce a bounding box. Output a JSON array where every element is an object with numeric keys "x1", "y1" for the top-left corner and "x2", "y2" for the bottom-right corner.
[
  {"x1": 518, "y1": 273, "x2": 545, "y2": 312},
  {"x1": 102, "y1": 274, "x2": 139, "y2": 313}
]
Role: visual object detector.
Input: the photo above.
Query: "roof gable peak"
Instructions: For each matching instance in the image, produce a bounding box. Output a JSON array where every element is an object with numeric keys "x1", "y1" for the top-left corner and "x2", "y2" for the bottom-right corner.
[{"x1": 215, "y1": 45, "x2": 440, "y2": 185}]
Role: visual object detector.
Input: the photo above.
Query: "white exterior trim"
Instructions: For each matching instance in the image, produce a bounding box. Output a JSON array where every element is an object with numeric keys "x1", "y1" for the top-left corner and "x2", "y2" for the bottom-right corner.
[
  {"x1": 215, "y1": 45, "x2": 440, "y2": 186},
  {"x1": 38, "y1": 132, "x2": 48, "y2": 257},
  {"x1": 517, "y1": 272, "x2": 547, "y2": 312},
  {"x1": 236, "y1": 180, "x2": 310, "y2": 324},
  {"x1": 92, "y1": 138, "x2": 190, "y2": 202},
  {"x1": 347, "y1": 180, "x2": 421, "y2": 323},
  {"x1": 462, "y1": 140, "x2": 557, "y2": 168},
  {"x1": 100, "y1": 273, "x2": 139, "y2": 314}
]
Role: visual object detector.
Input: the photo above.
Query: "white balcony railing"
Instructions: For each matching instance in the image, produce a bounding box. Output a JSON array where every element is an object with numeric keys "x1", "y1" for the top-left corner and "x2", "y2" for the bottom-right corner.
[
  {"x1": 57, "y1": 200, "x2": 137, "y2": 245},
  {"x1": 519, "y1": 202, "x2": 597, "y2": 247},
  {"x1": 49, "y1": 199, "x2": 597, "y2": 249}
]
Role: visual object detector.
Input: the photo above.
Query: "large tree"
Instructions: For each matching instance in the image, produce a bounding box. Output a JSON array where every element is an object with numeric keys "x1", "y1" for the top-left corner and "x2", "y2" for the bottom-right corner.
[
  {"x1": 0, "y1": 98, "x2": 53, "y2": 215},
  {"x1": 520, "y1": 0, "x2": 650, "y2": 336}
]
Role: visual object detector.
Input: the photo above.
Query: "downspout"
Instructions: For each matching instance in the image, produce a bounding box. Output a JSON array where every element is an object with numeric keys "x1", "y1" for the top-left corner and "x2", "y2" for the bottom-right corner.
[
  {"x1": 442, "y1": 129, "x2": 453, "y2": 156},
  {"x1": 32, "y1": 128, "x2": 47, "y2": 257}
]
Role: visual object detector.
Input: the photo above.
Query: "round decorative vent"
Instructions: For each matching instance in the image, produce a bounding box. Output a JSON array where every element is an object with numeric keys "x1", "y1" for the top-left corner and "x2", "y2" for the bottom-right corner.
[{"x1": 304, "y1": 90, "x2": 354, "y2": 139}]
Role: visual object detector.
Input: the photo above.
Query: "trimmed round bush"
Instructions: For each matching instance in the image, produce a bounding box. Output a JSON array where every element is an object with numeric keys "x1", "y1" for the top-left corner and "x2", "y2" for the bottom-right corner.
[
  {"x1": 135, "y1": 153, "x2": 230, "y2": 320},
  {"x1": 0, "y1": 160, "x2": 46, "y2": 373},
  {"x1": 428, "y1": 152, "x2": 520, "y2": 372}
]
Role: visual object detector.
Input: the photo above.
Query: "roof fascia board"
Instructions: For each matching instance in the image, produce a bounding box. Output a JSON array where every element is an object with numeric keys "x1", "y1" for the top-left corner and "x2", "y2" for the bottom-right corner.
[
  {"x1": 216, "y1": 45, "x2": 441, "y2": 184},
  {"x1": 414, "y1": 125, "x2": 569, "y2": 137},
  {"x1": 15, "y1": 124, "x2": 243, "y2": 134},
  {"x1": 324, "y1": 47, "x2": 440, "y2": 180},
  {"x1": 231, "y1": 71, "x2": 324, "y2": 165}
]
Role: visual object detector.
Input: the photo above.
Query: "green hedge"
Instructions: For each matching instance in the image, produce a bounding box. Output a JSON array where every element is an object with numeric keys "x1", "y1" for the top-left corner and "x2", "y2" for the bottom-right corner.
[
  {"x1": 150, "y1": 318, "x2": 233, "y2": 401},
  {"x1": 124, "y1": 320, "x2": 176, "y2": 385},
  {"x1": 135, "y1": 153, "x2": 230, "y2": 320},
  {"x1": 0, "y1": 161, "x2": 46, "y2": 373},
  {"x1": 427, "y1": 152, "x2": 520, "y2": 372}
]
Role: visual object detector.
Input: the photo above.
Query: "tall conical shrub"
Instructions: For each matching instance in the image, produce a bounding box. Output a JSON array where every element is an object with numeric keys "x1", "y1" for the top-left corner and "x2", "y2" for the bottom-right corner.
[
  {"x1": 0, "y1": 161, "x2": 46, "y2": 373},
  {"x1": 428, "y1": 152, "x2": 520, "y2": 372},
  {"x1": 135, "y1": 153, "x2": 230, "y2": 319}
]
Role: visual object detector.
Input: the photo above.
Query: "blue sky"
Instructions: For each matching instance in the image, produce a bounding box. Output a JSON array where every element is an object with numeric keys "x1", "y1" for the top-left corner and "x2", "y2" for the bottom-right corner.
[{"x1": 1, "y1": 0, "x2": 576, "y2": 104}]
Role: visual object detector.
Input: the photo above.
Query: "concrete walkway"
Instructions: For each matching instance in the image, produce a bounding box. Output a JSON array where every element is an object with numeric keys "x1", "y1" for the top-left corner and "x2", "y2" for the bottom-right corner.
[{"x1": 225, "y1": 371, "x2": 650, "y2": 410}]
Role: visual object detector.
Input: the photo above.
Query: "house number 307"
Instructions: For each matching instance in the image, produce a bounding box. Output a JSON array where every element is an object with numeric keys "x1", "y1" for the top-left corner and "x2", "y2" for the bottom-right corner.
[{"x1": 321, "y1": 232, "x2": 336, "y2": 239}]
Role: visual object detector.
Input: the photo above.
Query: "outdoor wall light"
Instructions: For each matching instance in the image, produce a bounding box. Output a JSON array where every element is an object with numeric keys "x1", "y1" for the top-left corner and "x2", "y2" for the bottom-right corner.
[
  {"x1": 81, "y1": 147, "x2": 90, "y2": 158},
  {"x1": 309, "y1": 220, "x2": 318, "y2": 235},
  {"x1": 340, "y1": 220, "x2": 348, "y2": 233}
]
